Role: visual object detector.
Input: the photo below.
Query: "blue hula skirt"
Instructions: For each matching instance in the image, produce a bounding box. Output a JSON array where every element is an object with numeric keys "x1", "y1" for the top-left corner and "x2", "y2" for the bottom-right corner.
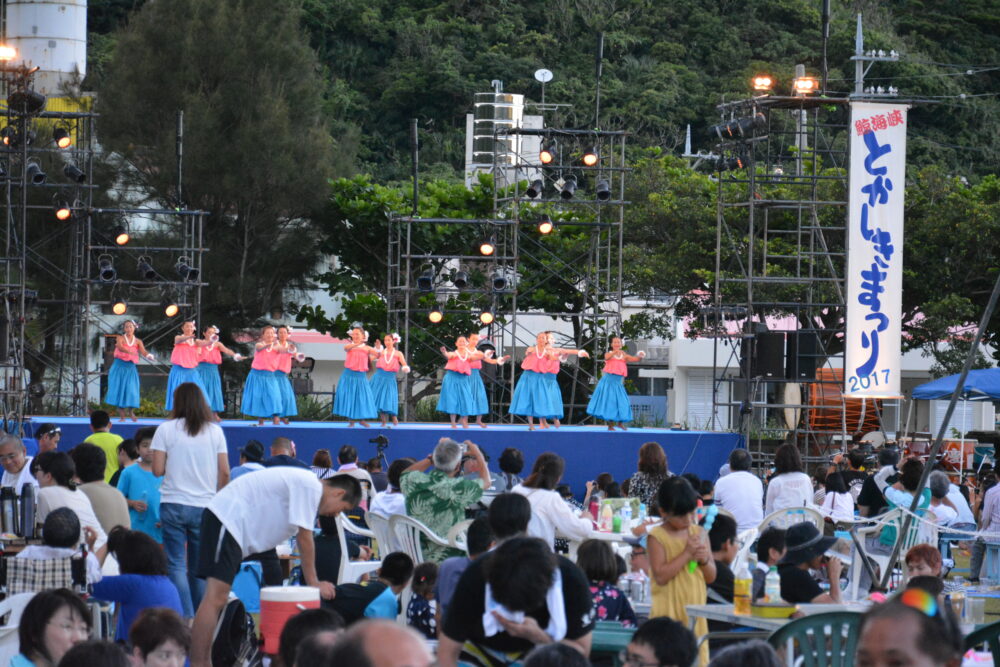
[
  {"x1": 509, "y1": 370, "x2": 559, "y2": 418},
  {"x1": 241, "y1": 368, "x2": 281, "y2": 418},
  {"x1": 274, "y1": 370, "x2": 298, "y2": 418},
  {"x1": 436, "y1": 370, "x2": 477, "y2": 416},
  {"x1": 586, "y1": 373, "x2": 633, "y2": 423},
  {"x1": 197, "y1": 362, "x2": 225, "y2": 412},
  {"x1": 542, "y1": 372, "x2": 564, "y2": 419},
  {"x1": 333, "y1": 369, "x2": 378, "y2": 420},
  {"x1": 469, "y1": 368, "x2": 489, "y2": 416},
  {"x1": 369, "y1": 368, "x2": 400, "y2": 416},
  {"x1": 105, "y1": 358, "x2": 140, "y2": 409},
  {"x1": 164, "y1": 366, "x2": 208, "y2": 411}
]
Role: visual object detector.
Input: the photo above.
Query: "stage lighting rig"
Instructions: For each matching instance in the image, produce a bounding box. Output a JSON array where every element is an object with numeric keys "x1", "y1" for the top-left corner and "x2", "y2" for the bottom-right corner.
[
  {"x1": 595, "y1": 179, "x2": 611, "y2": 201},
  {"x1": 137, "y1": 257, "x2": 157, "y2": 281},
  {"x1": 428, "y1": 306, "x2": 444, "y2": 323},
  {"x1": 97, "y1": 255, "x2": 117, "y2": 282},
  {"x1": 526, "y1": 179, "x2": 544, "y2": 199},
  {"x1": 53, "y1": 127, "x2": 72, "y2": 149},
  {"x1": 559, "y1": 174, "x2": 577, "y2": 200},
  {"x1": 582, "y1": 147, "x2": 599, "y2": 167}
]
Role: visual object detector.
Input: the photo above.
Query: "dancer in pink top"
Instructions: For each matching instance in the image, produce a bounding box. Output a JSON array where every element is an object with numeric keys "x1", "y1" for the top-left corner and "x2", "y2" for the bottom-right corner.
[
  {"x1": 105, "y1": 320, "x2": 155, "y2": 422},
  {"x1": 241, "y1": 325, "x2": 282, "y2": 425},
  {"x1": 465, "y1": 333, "x2": 509, "y2": 428},
  {"x1": 369, "y1": 333, "x2": 410, "y2": 427},
  {"x1": 165, "y1": 319, "x2": 211, "y2": 411},
  {"x1": 332, "y1": 327, "x2": 378, "y2": 427},
  {"x1": 197, "y1": 325, "x2": 244, "y2": 421},
  {"x1": 586, "y1": 336, "x2": 645, "y2": 430}
]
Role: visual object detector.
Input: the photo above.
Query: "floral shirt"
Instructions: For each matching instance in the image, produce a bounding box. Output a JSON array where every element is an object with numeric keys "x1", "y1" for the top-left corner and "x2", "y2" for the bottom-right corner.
[
  {"x1": 627, "y1": 472, "x2": 669, "y2": 509},
  {"x1": 400, "y1": 469, "x2": 484, "y2": 563},
  {"x1": 407, "y1": 595, "x2": 437, "y2": 640},
  {"x1": 589, "y1": 580, "x2": 637, "y2": 627}
]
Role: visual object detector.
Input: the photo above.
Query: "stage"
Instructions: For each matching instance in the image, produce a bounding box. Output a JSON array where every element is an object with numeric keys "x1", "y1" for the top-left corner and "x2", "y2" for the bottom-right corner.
[{"x1": 28, "y1": 418, "x2": 742, "y2": 494}]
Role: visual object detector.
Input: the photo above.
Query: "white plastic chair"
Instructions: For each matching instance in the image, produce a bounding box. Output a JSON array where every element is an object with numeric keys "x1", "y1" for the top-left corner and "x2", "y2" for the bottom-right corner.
[
  {"x1": 851, "y1": 508, "x2": 938, "y2": 598},
  {"x1": 367, "y1": 513, "x2": 400, "y2": 558},
  {"x1": 336, "y1": 514, "x2": 382, "y2": 584},
  {"x1": 732, "y1": 527, "x2": 759, "y2": 575},
  {"x1": 447, "y1": 519, "x2": 473, "y2": 555},
  {"x1": 0, "y1": 592, "x2": 36, "y2": 665},
  {"x1": 758, "y1": 506, "x2": 825, "y2": 532},
  {"x1": 389, "y1": 515, "x2": 452, "y2": 563}
]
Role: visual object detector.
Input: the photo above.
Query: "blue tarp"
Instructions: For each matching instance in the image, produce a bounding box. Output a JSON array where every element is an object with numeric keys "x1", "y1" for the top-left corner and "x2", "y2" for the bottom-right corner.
[{"x1": 911, "y1": 368, "x2": 1000, "y2": 401}]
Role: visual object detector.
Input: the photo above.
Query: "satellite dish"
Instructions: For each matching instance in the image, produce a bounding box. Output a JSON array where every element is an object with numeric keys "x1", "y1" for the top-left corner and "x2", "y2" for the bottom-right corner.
[{"x1": 534, "y1": 68, "x2": 554, "y2": 83}]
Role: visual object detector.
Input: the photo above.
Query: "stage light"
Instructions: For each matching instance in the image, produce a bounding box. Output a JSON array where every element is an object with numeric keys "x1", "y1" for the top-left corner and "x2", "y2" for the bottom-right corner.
[
  {"x1": 7, "y1": 89, "x2": 46, "y2": 114},
  {"x1": 559, "y1": 174, "x2": 577, "y2": 200},
  {"x1": 175, "y1": 256, "x2": 199, "y2": 282},
  {"x1": 25, "y1": 162, "x2": 46, "y2": 185},
  {"x1": 0, "y1": 45, "x2": 17, "y2": 61},
  {"x1": 582, "y1": 147, "x2": 598, "y2": 167},
  {"x1": 793, "y1": 76, "x2": 817, "y2": 95},
  {"x1": 479, "y1": 309, "x2": 495, "y2": 325},
  {"x1": 428, "y1": 306, "x2": 444, "y2": 323},
  {"x1": 453, "y1": 269, "x2": 469, "y2": 290},
  {"x1": 416, "y1": 268, "x2": 434, "y2": 292},
  {"x1": 479, "y1": 236, "x2": 496, "y2": 256},
  {"x1": 539, "y1": 140, "x2": 555, "y2": 165},
  {"x1": 112, "y1": 298, "x2": 128, "y2": 316},
  {"x1": 537, "y1": 216, "x2": 554, "y2": 235},
  {"x1": 491, "y1": 270, "x2": 508, "y2": 291},
  {"x1": 53, "y1": 127, "x2": 71, "y2": 149},
  {"x1": 63, "y1": 164, "x2": 85, "y2": 184},
  {"x1": 526, "y1": 178, "x2": 544, "y2": 199},
  {"x1": 595, "y1": 179, "x2": 611, "y2": 201},
  {"x1": 0, "y1": 126, "x2": 14, "y2": 146},
  {"x1": 53, "y1": 197, "x2": 71, "y2": 221},
  {"x1": 113, "y1": 225, "x2": 130, "y2": 246},
  {"x1": 137, "y1": 257, "x2": 157, "y2": 281},
  {"x1": 161, "y1": 295, "x2": 180, "y2": 318},
  {"x1": 752, "y1": 75, "x2": 773, "y2": 91},
  {"x1": 98, "y1": 256, "x2": 117, "y2": 283}
]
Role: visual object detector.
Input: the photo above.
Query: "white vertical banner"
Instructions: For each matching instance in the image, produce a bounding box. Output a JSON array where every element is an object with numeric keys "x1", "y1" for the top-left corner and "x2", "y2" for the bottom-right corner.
[{"x1": 845, "y1": 102, "x2": 908, "y2": 398}]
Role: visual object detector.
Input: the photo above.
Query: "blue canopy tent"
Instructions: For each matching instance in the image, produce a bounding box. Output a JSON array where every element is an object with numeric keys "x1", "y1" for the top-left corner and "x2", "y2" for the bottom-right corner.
[{"x1": 911, "y1": 368, "x2": 1000, "y2": 467}]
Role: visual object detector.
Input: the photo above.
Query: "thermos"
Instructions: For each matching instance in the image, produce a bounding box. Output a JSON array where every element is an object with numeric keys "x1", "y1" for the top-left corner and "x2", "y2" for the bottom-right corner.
[{"x1": 19, "y1": 483, "x2": 34, "y2": 538}]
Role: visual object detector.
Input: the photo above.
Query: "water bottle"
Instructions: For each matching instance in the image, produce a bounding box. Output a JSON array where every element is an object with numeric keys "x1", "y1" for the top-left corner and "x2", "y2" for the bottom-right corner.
[
  {"x1": 589, "y1": 498, "x2": 599, "y2": 521},
  {"x1": 139, "y1": 490, "x2": 148, "y2": 516},
  {"x1": 621, "y1": 502, "x2": 632, "y2": 528},
  {"x1": 612, "y1": 512, "x2": 622, "y2": 534},
  {"x1": 600, "y1": 501, "x2": 614, "y2": 531},
  {"x1": 765, "y1": 566, "x2": 781, "y2": 603},
  {"x1": 638, "y1": 503, "x2": 647, "y2": 522},
  {"x1": 734, "y1": 561, "x2": 752, "y2": 615}
]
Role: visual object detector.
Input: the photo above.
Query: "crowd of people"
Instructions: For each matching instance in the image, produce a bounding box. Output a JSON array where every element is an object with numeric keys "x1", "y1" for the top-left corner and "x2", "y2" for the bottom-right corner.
[{"x1": 0, "y1": 382, "x2": 984, "y2": 666}]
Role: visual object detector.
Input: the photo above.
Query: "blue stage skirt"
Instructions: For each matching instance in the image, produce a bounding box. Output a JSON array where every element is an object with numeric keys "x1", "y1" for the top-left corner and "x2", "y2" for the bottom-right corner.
[
  {"x1": 469, "y1": 368, "x2": 489, "y2": 416},
  {"x1": 105, "y1": 358, "x2": 140, "y2": 409},
  {"x1": 509, "y1": 370, "x2": 560, "y2": 418},
  {"x1": 586, "y1": 373, "x2": 633, "y2": 423},
  {"x1": 164, "y1": 366, "x2": 208, "y2": 411},
  {"x1": 369, "y1": 368, "x2": 400, "y2": 416},
  {"x1": 542, "y1": 372, "x2": 564, "y2": 419},
  {"x1": 241, "y1": 368, "x2": 281, "y2": 418},
  {"x1": 197, "y1": 362, "x2": 225, "y2": 413},
  {"x1": 436, "y1": 370, "x2": 477, "y2": 416},
  {"x1": 333, "y1": 369, "x2": 378, "y2": 420},
  {"x1": 274, "y1": 370, "x2": 298, "y2": 418}
]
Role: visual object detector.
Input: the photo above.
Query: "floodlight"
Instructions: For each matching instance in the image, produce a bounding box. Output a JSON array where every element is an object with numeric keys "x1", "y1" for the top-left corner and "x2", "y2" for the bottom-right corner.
[
  {"x1": 479, "y1": 309, "x2": 495, "y2": 325},
  {"x1": 7, "y1": 89, "x2": 46, "y2": 114},
  {"x1": 64, "y1": 164, "x2": 85, "y2": 184},
  {"x1": 453, "y1": 269, "x2": 469, "y2": 290},
  {"x1": 175, "y1": 256, "x2": 199, "y2": 282},
  {"x1": 98, "y1": 256, "x2": 117, "y2": 282},
  {"x1": 479, "y1": 236, "x2": 496, "y2": 256},
  {"x1": 595, "y1": 179, "x2": 611, "y2": 201},
  {"x1": 539, "y1": 140, "x2": 555, "y2": 165},
  {"x1": 491, "y1": 270, "x2": 507, "y2": 291},
  {"x1": 537, "y1": 216, "x2": 554, "y2": 235},
  {"x1": 53, "y1": 127, "x2": 71, "y2": 149},
  {"x1": 111, "y1": 299, "x2": 128, "y2": 316},
  {"x1": 752, "y1": 75, "x2": 773, "y2": 91},
  {"x1": 137, "y1": 257, "x2": 157, "y2": 281},
  {"x1": 0, "y1": 46, "x2": 17, "y2": 61},
  {"x1": 161, "y1": 295, "x2": 179, "y2": 318},
  {"x1": 582, "y1": 147, "x2": 598, "y2": 167},
  {"x1": 53, "y1": 197, "x2": 71, "y2": 221},
  {"x1": 559, "y1": 174, "x2": 577, "y2": 200},
  {"x1": 526, "y1": 179, "x2": 544, "y2": 199},
  {"x1": 793, "y1": 76, "x2": 818, "y2": 95},
  {"x1": 113, "y1": 225, "x2": 130, "y2": 246},
  {"x1": 417, "y1": 268, "x2": 434, "y2": 292},
  {"x1": 428, "y1": 306, "x2": 444, "y2": 323},
  {"x1": 25, "y1": 162, "x2": 46, "y2": 185}
]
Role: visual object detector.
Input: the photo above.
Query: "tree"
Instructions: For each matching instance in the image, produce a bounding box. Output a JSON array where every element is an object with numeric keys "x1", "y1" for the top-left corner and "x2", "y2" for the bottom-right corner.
[{"x1": 96, "y1": 0, "x2": 344, "y2": 334}]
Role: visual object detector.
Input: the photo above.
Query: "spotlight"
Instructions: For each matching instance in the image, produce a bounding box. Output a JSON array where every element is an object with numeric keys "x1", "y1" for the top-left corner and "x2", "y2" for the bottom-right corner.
[
  {"x1": 559, "y1": 174, "x2": 577, "y2": 200},
  {"x1": 479, "y1": 236, "x2": 496, "y2": 256},
  {"x1": 793, "y1": 76, "x2": 817, "y2": 95},
  {"x1": 98, "y1": 256, "x2": 117, "y2": 282},
  {"x1": 7, "y1": 89, "x2": 46, "y2": 114},
  {"x1": 53, "y1": 197, "x2": 72, "y2": 221},
  {"x1": 175, "y1": 256, "x2": 199, "y2": 282},
  {"x1": 537, "y1": 216, "x2": 554, "y2": 235},
  {"x1": 25, "y1": 162, "x2": 46, "y2": 185},
  {"x1": 0, "y1": 126, "x2": 14, "y2": 146},
  {"x1": 491, "y1": 270, "x2": 507, "y2": 291},
  {"x1": 453, "y1": 269, "x2": 469, "y2": 290},
  {"x1": 539, "y1": 140, "x2": 555, "y2": 165},
  {"x1": 0, "y1": 45, "x2": 17, "y2": 61},
  {"x1": 161, "y1": 294, "x2": 179, "y2": 318},
  {"x1": 63, "y1": 164, "x2": 85, "y2": 184},
  {"x1": 137, "y1": 257, "x2": 157, "y2": 281},
  {"x1": 595, "y1": 179, "x2": 611, "y2": 201},
  {"x1": 526, "y1": 178, "x2": 544, "y2": 199},
  {"x1": 111, "y1": 298, "x2": 128, "y2": 316},
  {"x1": 428, "y1": 306, "x2": 444, "y2": 323},
  {"x1": 752, "y1": 75, "x2": 774, "y2": 91},
  {"x1": 479, "y1": 309, "x2": 495, "y2": 325},
  {"x1": 112, "y1": 225, "x2": 130, "y2": 246},
  {"x1": 416, "y1": 268, "x2": 434, "y2": 292},
  {"x1": 53, "y1": 127, "x2": 71, "y2": 149},
  {"x1": 582, "y1": 147, "x2": 598, "y2": 167}
]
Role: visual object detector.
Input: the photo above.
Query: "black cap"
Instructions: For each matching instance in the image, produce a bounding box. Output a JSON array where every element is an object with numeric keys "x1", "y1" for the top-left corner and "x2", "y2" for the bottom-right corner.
[
  {"x1": 239, "y1": 439, "x2": 265, "y2": 463},
  {"x1": 779, "y1": 521, "x2": 838, "y2": 565}
]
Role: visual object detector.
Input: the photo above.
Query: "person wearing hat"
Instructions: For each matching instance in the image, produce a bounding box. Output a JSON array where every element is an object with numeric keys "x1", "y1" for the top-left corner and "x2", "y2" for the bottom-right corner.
[
  {"x1": 777, "y1": 521, "x2": 843, "y2": 604},
  {"x1": 230, "y1": 440, "x2": 265, "y2": 480}
]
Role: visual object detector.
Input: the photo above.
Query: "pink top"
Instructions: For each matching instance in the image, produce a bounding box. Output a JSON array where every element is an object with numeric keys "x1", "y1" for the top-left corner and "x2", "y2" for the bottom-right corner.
[
  {"x1": 521, "y1": 349, "x2": 545, "y2": 372},
  {"x1": 375, "y1": 350, "x2": 401, "y2": 372},
  {"x1": 344, "y1": 346, "x2": 370, "y2": 372},
  {"x1": 542, "y1": 354, "x2": 561, "y2": 374},
  {"x1": 276, "y1": 346, "x2": 293, "y2": 374},
  {"x1": 251, "y1": 346, "x2": 277, "y2": 371},
  {"x1": 469, "y1": 356, "x2": 482, "y2": 370},
  {"x1": 170, "y1": 341, "x2": 200, "y2": 369},
  {"x1": 114, "y1": 337, "x2": 139, "y2": 364},
  {"x1": 200, "y1": 345, "x2": 222, "y2": 365},
  {"x1": 445, "y1": 352, "x2": 472, "y2": 375},
  {"x1": 604, "y1": 356, "x2": 627, "y2": 376}
]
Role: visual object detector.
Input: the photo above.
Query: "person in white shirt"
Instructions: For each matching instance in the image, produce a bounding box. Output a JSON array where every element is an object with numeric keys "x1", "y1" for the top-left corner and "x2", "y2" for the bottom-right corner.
[
  {"x1": 34, "y1": 451, "x2": 109, "y2": 562},
  {"x1": 818, "y1": 472, "x2": 856, "y2": 523},
  {"x1": 928, "y1": 471, "x2": 958, "y2": 526},
  {"x1": 369, "y1": 457, "x2": 413, "y2": 519},
  {"x1": 189, "y1": 469, "x2": 361, "y2": 667},
  {"x1": 151, "y1": 382, "x2": 230, "y2": 619},
  {"x1": 336, "y1": 445, "x2": 375, "y2": 507},
  {"x1": 947, "y1": 480, "x2": 976, "y2": 527},
  {"x1": 765, "y1": 444, "x2": 814, "y2": 515},
  {"x1": 511, "y1": 452, "x2": 593, "y2": 549},
  {"x1": 17, "y1": 507, "x2": 103, "y2": 584},
  {"x1": 0, "y1": 435, "x2": 38, "y2": 496},
  {"x1": 713, "y1": 449, "x2": 763, "y2": 532}
]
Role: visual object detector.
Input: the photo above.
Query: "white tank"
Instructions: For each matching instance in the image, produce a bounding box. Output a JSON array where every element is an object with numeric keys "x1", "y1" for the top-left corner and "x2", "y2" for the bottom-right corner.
[{"x1": 6, "y1": 0, "x2": 87, "y2": 96}]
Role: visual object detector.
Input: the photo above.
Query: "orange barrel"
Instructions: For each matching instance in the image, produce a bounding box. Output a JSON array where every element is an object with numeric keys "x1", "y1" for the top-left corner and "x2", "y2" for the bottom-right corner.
[{"x1": 259, "y1": 586, "x2": 320, "y2": 654}]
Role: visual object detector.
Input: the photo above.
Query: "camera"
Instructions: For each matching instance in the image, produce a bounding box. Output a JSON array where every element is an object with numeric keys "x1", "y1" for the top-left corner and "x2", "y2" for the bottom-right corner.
[{"x1": 369, "y1": 434, "x2": 389, "y2": 451}]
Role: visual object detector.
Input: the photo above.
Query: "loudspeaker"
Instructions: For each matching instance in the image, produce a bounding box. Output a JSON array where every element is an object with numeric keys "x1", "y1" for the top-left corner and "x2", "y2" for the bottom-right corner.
[
  {"x1": 739, "y1": 331, "x2": 785, "y2": 378},
  {"x1": 786, "y1": 330, "x2": 821, "y2": 380}
]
